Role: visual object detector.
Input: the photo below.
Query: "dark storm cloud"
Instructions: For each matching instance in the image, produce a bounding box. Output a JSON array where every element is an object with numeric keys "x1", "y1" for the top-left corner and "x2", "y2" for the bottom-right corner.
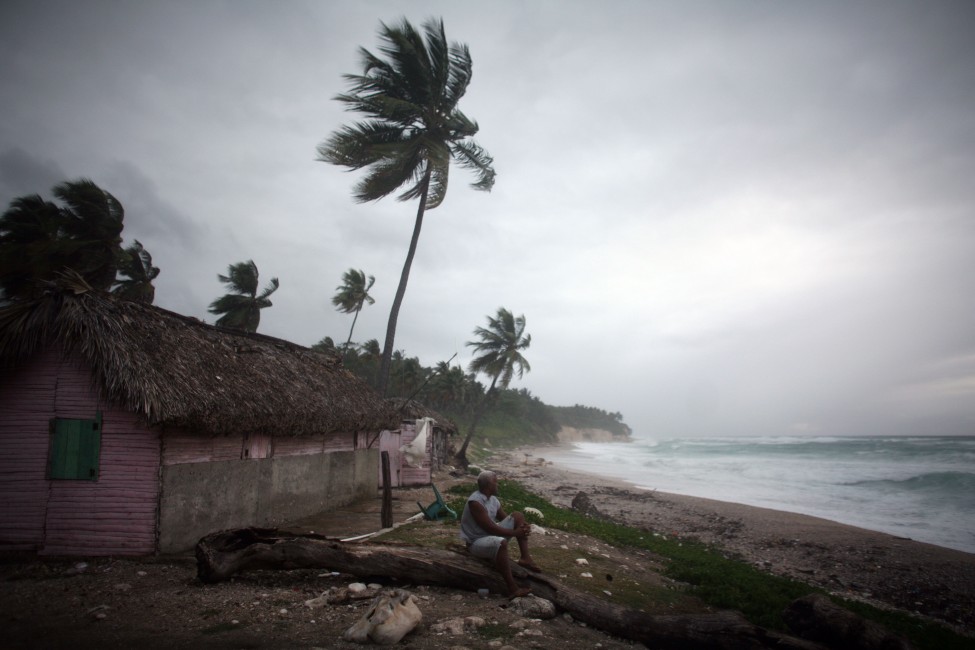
[{"x1": 1, "y1": 0, "x2": 973, "y2": 438}]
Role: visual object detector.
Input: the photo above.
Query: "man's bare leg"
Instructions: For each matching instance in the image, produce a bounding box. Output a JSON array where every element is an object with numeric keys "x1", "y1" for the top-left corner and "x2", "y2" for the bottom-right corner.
[
  {"x1": 511, "y1": 512, "x2": 542, "y2": 572},
  {"x1": 496, "y1": 539, "x2": 530, "y2": 598}
]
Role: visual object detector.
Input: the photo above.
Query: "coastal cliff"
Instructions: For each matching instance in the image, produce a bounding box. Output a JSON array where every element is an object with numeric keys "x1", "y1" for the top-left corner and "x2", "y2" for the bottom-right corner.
[{"x1": 556, "y1": 426, "x2": 630, "y2": 443}]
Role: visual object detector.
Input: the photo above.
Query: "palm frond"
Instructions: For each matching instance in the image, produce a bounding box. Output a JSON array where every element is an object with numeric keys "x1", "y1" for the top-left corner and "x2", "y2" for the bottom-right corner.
[
  {"x1": 445, "y1": 42, "x2": 472, "y2": 106},
  {"x1": 317, "y1": 121, "x2": 409, "y2": 170},
  {"x1": 450, "y1": 139, "x2": 496, "y2": 192},
  {"x1": 257, "y1": 277, "x2": 279, "y2": 301},
  {"x1": 423, "y1": 19, "x2": 450, "y2": 107},
  {"x1": 425, "y1": 157, "x2": 450, "y2": 210}
]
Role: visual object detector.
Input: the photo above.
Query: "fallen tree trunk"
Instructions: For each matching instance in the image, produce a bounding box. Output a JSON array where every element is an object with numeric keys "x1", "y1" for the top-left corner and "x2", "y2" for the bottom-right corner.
[{"x1": 196, "y1": 528, "x2": 823, "y2": 650}]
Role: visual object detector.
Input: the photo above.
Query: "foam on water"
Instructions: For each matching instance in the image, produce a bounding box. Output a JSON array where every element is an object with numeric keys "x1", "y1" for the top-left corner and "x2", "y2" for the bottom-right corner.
[{"x1": 544, "y1": 435, "x2": 975, "y2": 553}]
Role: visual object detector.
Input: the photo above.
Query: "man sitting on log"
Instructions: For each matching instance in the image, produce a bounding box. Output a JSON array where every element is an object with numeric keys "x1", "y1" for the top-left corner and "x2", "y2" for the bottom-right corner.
[{"x1": 459, "y1": 470, "x2": 541, "y2": 598}]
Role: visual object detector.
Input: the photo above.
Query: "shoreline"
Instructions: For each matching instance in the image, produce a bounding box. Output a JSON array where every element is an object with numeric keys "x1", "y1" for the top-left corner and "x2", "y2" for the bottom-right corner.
[{"x1": 486, "y1": 444, "x2": 975, "y2": 635}]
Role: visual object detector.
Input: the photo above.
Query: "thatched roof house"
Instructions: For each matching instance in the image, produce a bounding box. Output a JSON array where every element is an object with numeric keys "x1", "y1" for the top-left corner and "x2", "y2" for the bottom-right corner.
[
  {"x1": 0, "y1": 281, "x2": 399, "y2": 436},
  {"x1": 0, "y1": 278, "x2": 400, "y2": 555}
]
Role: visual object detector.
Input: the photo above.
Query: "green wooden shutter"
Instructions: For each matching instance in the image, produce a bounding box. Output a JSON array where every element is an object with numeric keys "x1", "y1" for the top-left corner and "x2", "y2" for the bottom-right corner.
[{"x1": 49, "y1": 413, "x2": 102, "y2": 480}]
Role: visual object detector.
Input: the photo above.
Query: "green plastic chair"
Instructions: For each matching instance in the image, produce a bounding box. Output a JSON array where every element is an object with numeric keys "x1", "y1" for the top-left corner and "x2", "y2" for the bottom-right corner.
[{"x1": 417, "y1": 484, "x2": 458, "y2": 521}]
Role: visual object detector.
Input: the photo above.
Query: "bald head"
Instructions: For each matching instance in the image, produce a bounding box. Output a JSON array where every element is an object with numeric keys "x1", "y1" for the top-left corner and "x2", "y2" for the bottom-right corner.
[{"x1": 477, "y1": 470, "x2": 497, "y2": 491}]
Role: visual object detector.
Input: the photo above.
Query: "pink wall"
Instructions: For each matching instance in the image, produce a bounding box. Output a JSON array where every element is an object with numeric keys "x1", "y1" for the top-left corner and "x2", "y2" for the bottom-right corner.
[
  {"x1": 1, "y1": 347, "x2": 369, "y2": 556},
  {"x1": 377, "y1": 422, "x2": 432, "y2": 488},
  {"x1": 0, "y1": 349, "x2": 161, "y2": 555},
  {"x1": 161, "y1": 431, "x2": 351, "y2": 466}
]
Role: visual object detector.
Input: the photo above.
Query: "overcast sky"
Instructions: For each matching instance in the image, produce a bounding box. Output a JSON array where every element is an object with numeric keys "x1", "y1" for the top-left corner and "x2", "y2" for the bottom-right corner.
[{"x1": 2, "y1": 1, "x2": 973, "y2": 439}]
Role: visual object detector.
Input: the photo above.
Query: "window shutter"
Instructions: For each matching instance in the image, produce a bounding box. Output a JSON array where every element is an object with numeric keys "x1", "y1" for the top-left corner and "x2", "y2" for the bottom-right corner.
[{"x1": 49, "y1": 413, "x2": 102, "y2": 480}]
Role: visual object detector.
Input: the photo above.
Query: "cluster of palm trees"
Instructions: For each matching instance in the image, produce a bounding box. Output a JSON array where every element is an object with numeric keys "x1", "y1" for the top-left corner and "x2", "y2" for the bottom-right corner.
[
  {"x1": 0, "y1": 179, "x2": 159, "y2": 304},
  {"x1": 317, "y1": 305, "x2": 534, "y2": 463},
  {"x1": 2, "y1": 18, "x2": 540, "y2": 456},
  {"x1": 0, "y1": 179, "x2": 280, "y2": 334},
  {"x1": 316, "y1": 16, "x2": 531, "y2": 459}
]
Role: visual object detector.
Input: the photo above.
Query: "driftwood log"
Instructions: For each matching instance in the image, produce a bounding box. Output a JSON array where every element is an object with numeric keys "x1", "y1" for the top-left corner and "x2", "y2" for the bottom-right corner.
[
  {"x1": 196, "y1": 528, "x2": 824, "y2": 650},
  {"x1": 784, "y1": 593, "x2": 914, "y2": 650}
]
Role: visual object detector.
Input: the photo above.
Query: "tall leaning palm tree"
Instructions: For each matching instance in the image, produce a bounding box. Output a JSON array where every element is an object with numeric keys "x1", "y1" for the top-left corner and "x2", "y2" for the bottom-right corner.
[
  {"x1": 456, "y1": 307, "x2": 531, "y2": 465},
  {"x1": 318, "y1": 17, "x2": 496, "y2": 396},
  {"x1": 112, "y1": 239, "x2": 159, "y2": 303},
  {"x1": 332, "y1": 268, "x2": 375, "y2": 349},
  {"x1": 208, "y1": 260, "x2": 279, "y2": 333}
]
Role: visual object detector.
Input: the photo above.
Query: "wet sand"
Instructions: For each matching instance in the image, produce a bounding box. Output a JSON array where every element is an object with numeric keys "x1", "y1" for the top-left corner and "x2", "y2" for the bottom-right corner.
[{"x1": 489, "y1": 445, "x2": 975, "y2": 635}]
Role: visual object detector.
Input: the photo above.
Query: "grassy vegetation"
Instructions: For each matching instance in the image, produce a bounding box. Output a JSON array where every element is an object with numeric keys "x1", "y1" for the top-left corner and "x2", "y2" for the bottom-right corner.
[{"x1": 434, "y1": 480, "x2": 973, "y2": 650}]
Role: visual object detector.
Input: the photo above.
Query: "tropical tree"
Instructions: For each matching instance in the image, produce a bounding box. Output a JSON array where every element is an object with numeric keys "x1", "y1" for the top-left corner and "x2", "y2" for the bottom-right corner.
[
  {"x1": 318, "y1": 17, "x2": 496, "y2": 396},
  {"x1": 357, "y1": 338, "x2": 383, "y2": 387},
  {"x1": 311, "y1": 336, "x2": 336, "y2": 353},
  {"x1": 390, "y1": 354, "x2": 427, "y2": 398},
  {"x1": 0, "y1": 179, "x2": 124, "y2": 301},
  {"x1": 456, "y1": 308, "x2": 532, "y2": 465},
  {"x1": 332, "y1": 268, "x2": 375, "y2": 350},
  {"x1": 429, "y1": 361, "x2": 474, "y2": 411},
  {"x1": 112, "y1": 239, "x2": 159, "y2": 303},
  {"x1": 359, "y1": 338, "x2": 382, "y2": 361},
  {"x1": 207, "y1": 260, "x2": 279, "y2": 333}
]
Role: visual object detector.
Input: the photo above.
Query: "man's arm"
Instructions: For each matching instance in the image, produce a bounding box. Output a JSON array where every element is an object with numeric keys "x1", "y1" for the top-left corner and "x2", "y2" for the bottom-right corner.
[
  {"x1": 468, "y1": 501, "x2": 512, "y2": 537},
  {"x1": 470, "y1": 501, "x2": 530, "y2": 540}
]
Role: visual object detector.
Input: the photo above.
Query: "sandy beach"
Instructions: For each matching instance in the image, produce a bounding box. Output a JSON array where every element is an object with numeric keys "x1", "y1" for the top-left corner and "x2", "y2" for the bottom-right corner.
[{"x1": 490, "y1": 444, "x2": 975, "y2": 636}]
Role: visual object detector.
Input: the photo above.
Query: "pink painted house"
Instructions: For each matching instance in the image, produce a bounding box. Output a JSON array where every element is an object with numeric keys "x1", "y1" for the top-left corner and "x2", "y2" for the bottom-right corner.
[
  {"x1": 378, "y1": 399, "x2": 456, "y2": 488},
  {"x1": 0, "y1": 282, "x2": 399, "y2": 556}
]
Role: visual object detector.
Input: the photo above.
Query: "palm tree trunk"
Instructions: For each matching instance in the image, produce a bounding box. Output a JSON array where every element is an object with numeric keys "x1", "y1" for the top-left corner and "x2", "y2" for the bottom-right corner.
[
  {"x1": 456, "y1": 376, "x2": 498, "y2": 466},
  {"x1": 345, "y1": 307, "x2": 361, "y2": 349},
  {"x1": 378, "y1": 168, "x2": 432, "y2": 397}
]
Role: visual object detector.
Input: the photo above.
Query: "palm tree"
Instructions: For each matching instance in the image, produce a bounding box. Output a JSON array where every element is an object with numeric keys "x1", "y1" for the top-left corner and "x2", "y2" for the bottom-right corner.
[
  {"x1": 311, "y1": 336, "x2": 336, "y2": 353},
  {"x1": 331, "y1": 268, "x2": 375, "y2": 350},
  {"x1": 207, "y1": 260, "x2": 279, "y2": 333},
  {"x1": 392, "y1": 355, "x2": 426, "y2": 398},
  {"x1": 359, "y1": 338, "x2": 382, "y2": 362},
  {"x1": 429, "y1": 361, "x2": 473, "y2": 411},
  {"x1": 0, "y1": 179, "x2": 124, "y2": 301},
  {"x1": 358, "y1": 338, "x2": 383, "y2": 388},
  {"x1": 112, "y1": 240, "x2": 159, "y2": 303},
  {"x1": 318, "y1": 18, "x2": 496, "y2": 396},
  {"x1": 456, "y1": 308, "x2": 532, "y2": 465}
]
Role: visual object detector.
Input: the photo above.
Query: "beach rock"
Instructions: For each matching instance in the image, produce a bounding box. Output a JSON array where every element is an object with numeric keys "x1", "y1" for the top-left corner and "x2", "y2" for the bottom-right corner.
[
  {"x1": 571, "y1": 491, "x2": 603, "y2": 518},
  {"x1": 784, "y1": 593, "x2": 914, "y2": 650},
  {"x1": 430, "y1": 616, "x2": 486, "y2": 635},
  {"x1": 304, "y1": 593, "x2": 329, "y2": 609},
  {"x1": 507, "y1": 594, "x2": 556, "y2": 619}
]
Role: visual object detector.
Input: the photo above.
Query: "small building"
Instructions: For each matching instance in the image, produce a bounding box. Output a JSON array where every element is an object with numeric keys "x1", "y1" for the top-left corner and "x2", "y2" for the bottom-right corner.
[
  {"x1": 0, "y1": 280, "x2": 399, "y2": 556},
  {"x1": 377, "y1": 399, "x2": 457, "y2": 487}
]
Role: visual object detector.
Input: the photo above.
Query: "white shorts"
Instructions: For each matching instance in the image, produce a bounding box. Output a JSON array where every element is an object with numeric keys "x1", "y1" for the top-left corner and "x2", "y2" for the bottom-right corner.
[{"x1": 467, "y1": 516, "x2": 515, "y2": 560}]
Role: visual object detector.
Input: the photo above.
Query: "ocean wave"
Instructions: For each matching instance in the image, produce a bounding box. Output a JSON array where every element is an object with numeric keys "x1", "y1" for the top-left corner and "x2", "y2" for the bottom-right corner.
[{"x1": 844, "y1": 471, "x2": 975, "y2": 492}]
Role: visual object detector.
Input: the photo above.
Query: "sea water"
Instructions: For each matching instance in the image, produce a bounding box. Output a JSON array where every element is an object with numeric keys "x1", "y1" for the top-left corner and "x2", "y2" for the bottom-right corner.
[{"x1": 543, "y1": 436, "x2": 975, "y2": 554}]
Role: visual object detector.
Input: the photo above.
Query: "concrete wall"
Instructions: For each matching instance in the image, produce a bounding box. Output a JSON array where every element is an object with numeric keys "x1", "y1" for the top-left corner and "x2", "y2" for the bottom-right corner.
[{"x1": 158, "y1": 448, "x2": 379, "y2": 553}]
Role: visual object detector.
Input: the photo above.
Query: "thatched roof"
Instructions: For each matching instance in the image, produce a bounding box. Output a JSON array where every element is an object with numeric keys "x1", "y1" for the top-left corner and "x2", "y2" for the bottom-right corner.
[
  {"x1": 0, "y1": 279, "x2": 400, "y2": 436},
  {"x1": 386, "y1": 397, "x2": 458, "y2": 434}
]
